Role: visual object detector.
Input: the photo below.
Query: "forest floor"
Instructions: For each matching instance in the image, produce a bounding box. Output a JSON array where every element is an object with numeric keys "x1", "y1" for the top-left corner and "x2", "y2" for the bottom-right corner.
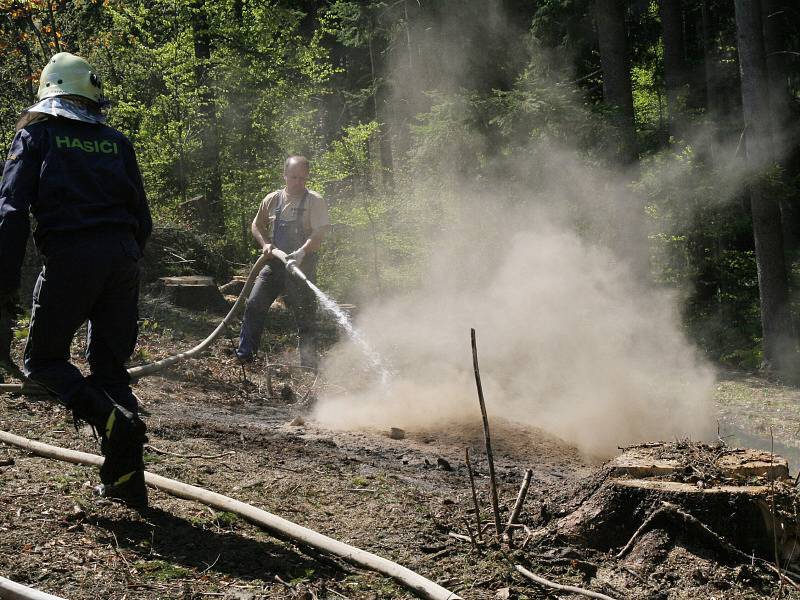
[{"x1": 1, "y1": 295, "x2": 800, "y2": 599}]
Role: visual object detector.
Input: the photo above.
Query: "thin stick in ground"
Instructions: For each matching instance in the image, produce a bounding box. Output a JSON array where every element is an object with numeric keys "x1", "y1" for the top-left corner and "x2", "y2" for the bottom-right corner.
[
  {"x1": 503, "y1": 468, "x2": 533, "y2": 542},
  {"x1": 470, "y1": 328, "x2": 502, "y2": 542},
  {"x1": 770, "y1": 427, "x2": 785, "y2": 596},
  {"x1": 465, "y1": 447, "x2": 483, "y2": 541}
]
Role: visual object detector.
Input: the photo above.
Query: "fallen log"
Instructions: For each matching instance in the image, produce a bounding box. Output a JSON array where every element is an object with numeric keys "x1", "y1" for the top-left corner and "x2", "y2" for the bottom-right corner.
[{"x1": 0, "y1": 430, "x2": 461, "y2": 600}]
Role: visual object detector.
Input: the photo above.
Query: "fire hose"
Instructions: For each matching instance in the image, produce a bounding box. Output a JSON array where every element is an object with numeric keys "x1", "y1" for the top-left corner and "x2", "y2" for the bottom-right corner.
[
  {"x1": 0, "y1": 576, "x2": 66, "y2": 600},
  {"x1": 0, "y1": 253, "x2": 461, "y2": 598},
  {"x1": 0, "y1": 430, "x2": 462, "y2": 600},
  {"x1": 0, "y1": 248, "x2": 302, "y2": 393}
]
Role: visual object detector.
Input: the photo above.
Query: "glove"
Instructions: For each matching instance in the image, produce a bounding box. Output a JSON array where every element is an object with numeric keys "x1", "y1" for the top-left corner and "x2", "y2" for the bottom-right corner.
[
  {"x1": 0, "y1": 289, "x2": 21, "y2": 321},
  {"x1": 286, "y1": 248, "x2": 306, "y2": 266}
]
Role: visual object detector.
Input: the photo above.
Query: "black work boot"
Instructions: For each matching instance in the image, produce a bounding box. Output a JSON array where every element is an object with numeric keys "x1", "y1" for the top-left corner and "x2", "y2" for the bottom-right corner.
[
  {"x1": 96, "y1": 408, "x2": 148, "y2": 509},
  {"x1": 70, "y1": 384, "x2": 148, "y2": 508}
]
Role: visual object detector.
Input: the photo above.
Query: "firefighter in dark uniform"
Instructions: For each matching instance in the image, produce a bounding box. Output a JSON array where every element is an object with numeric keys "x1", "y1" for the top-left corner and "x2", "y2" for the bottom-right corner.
[
  {"x1": 0, "y1": 53, "x2": 152, "y2": 507},
  {"x1": 235, "y1": 156, "x2": 330, "y2": 368}
]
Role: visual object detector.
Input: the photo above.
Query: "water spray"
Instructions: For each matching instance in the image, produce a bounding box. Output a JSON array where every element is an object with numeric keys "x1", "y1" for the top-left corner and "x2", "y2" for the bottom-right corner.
[{"x1": 271, "y1": 248, "x2": 392, "y2": 384}]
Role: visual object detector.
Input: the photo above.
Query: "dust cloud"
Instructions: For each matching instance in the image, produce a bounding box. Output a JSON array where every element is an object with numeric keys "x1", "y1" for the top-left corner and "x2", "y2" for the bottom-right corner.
[
  {"x1": 312, "y1": 2, "x2": 718, "y2": 457},
  {"x1": 314, "y1": 199, "x2": 717, "y2": 457}
]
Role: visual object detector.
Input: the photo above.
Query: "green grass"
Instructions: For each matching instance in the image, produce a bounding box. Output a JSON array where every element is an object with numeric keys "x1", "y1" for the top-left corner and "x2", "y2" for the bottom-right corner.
[{"x1": 136, "y1": 559, "x2": 191, "y2": 580}]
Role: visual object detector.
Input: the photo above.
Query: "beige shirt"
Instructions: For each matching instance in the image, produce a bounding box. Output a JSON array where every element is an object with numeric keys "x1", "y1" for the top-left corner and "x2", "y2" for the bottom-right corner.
[{"x1": 253, "y1": 188, "x2": 329, "y2": 241}]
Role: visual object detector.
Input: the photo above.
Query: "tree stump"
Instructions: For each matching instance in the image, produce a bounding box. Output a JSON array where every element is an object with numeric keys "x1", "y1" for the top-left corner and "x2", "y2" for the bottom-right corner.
[
  {"x1": 158, "y1": 276, "x2": 229, "y2": 313},
  {"x1": 550, "y1": 443, "x2": 797, "y2": 562},
  {"x1": 219, "y1": 276, "x2": 247, "y2": 297}
]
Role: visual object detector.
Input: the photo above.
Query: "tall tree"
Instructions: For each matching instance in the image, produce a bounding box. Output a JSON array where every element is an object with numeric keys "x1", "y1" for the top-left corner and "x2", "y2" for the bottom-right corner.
[
  {"x1": 733, "y1": 0, "x2": 798, "y2": 375},
  {"x1": 191, "y1": 0, "x2": 224, "y2": 234},
  {"x1": 700, "y1": 1, "x2": 720, "y2": 119},
  {"x1": 659, "y1": 0, "x2": 690, "y2": 135},
  {"x1": 595, "y1": 0, "x2": 638, "y2": 164},
  {"x1": 760, "y1": 0, "x2": 799, "y2": 260},
  {"x1": 366, "y1": 14, "x2": 394, "y2": 190}
]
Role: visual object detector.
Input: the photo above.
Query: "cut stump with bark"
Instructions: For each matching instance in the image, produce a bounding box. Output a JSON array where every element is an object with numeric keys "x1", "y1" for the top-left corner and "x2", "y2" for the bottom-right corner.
[
  {"x1": 158, "y1": 276, "x2": 229, "y2": 313},
  {"x1": 550, "y1": 443, "x2": 797, "y2": 563},
  {"x1": 219, "y1": 276, "x2": 247, "y2": 296}
]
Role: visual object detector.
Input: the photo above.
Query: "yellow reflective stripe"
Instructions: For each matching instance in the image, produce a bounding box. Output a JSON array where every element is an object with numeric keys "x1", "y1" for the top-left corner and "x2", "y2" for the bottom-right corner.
[
  {"x1": 114, "y1": 471, "x2": 135, "y2": 486},
  {"x1": 105, "y1": 410, "x2": 117, "y2": 439}
]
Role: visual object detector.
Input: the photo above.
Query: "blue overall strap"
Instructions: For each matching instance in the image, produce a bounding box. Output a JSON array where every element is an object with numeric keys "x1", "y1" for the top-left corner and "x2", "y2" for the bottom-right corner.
[
  {"x1": 272, "y1": 190, "x2": 286, "y2": 221},
  {"x1": 296, "y1": 190, "x2": 308, "y2": 229},
  {"x1": 272, "y1": 190, "x2": 309, "y2": 252}
]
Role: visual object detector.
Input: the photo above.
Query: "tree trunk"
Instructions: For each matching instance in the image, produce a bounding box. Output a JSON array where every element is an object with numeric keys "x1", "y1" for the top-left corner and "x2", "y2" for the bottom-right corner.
[
  {"x1": 700, "y1": 1, "x2": 720, "y2": 119},
  {"x1": 595, "y1": 0, "x2": 638, "y2": 164},
  {"x1": 368, "y1": 31, "x2": 394, "y2": 190},
  {"x1": 659, "y1": 0, "x2": 689, "y2": 136},
  {"x1": 191, "y1": 0, "x2": 225, "y2": 234},
  {"x1": 760, "y1": 0, "x2": 799, "y2": 263},
  {"x1": 733, "y1": 0, "x2": 798, "y2": 375}
]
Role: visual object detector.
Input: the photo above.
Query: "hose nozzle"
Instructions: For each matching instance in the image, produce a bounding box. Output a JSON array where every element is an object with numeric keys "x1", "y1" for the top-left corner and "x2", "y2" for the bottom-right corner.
[{"x1": 285, "y1": 260, "x2": 308, "y2": 282}]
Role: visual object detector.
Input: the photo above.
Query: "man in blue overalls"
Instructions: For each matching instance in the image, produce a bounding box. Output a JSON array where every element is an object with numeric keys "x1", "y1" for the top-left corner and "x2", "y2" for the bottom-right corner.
[
  {"x1": 236, "y1": 156, "x2": 330, "y2": 368},
  {"x1": 0, "y1": 53, "x2": 152, "y2": 507}
]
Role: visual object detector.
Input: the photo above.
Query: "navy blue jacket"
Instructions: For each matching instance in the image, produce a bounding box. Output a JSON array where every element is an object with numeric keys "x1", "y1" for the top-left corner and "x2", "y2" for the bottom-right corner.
[{"x1": 0, "y1": 117, "x2": 152, "y2": 291}]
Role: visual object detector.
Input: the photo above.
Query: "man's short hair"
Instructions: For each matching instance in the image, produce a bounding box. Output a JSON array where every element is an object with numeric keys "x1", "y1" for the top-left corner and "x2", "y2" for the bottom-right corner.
[{"x1": 284, "y1": 155, "x2": 310, "y2": 172}]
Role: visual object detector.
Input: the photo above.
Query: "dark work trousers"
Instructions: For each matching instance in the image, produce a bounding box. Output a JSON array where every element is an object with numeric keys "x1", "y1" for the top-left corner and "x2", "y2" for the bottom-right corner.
[
  {"x1": 237, "y1": 256, "x2": 318, "y2": 363},
  {"x1": 23, "y1": 232, "x2": 141, "y2": 413}
]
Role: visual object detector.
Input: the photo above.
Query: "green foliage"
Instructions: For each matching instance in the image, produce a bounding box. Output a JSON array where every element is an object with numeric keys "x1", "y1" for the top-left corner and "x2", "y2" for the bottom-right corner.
[
  {"x1": 289, "y1": 568, "x2": 315, "y2": 586},
  {"x1": 135, "y1": 560, "x2": 191, "y2": 580},
  {"x1": 638, "y1": 144, "x2": 764, "y2": 366},
  {"x1": 1, "y1": 0, "x2": 797, "y2": 368}
]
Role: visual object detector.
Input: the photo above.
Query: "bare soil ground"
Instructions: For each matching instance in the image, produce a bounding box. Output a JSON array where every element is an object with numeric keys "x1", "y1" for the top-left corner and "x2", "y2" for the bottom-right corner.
[{"x1": 1, "y1": 296, "x2": 799, "y2": 599}]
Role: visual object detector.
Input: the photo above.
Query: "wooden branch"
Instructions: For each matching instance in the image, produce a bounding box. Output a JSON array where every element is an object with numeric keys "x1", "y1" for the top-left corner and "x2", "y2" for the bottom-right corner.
[
  {"x1": 503, "y1": 469, "x2": 533, "y2": 541},
  {"x1": 462, "y1": 518, "x2": 481, "y2": 553},
  {"x1": 144, "y1": 444, "x2": 235, "y2": 460},
  {"x1": 470, "y1": 328, "x2": 502, "y2": 542},
  {"x1": 465, "y1": 447, "x2": 483, "y2": 541},
  {"x1": 0, "y1": 430, "x2": 462, "y2": 600},
  {"x1": 514, "y1": 565, "x2": 619, "y2": 600},
  {"x1": 615, "y1": 503, "x2": 671, "y2": 558}
]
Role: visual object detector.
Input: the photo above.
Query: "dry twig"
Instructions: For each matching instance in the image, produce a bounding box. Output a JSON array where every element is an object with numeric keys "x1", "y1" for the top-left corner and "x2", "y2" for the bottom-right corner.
[
  {"x1": 503, "y1": 469, "x2": 533, "y2": 542},
  {"x1": 514, "y1": 564, "x2": 619, "y2": 600},
  {"x1": 465, "y1": 447, "x2": 483, "y2": 541},
  {"x1": 470, "y1": 328, "x2": 502, "y2": 541},
  {"x1": 145, "y1": 445, "x2": 235, "y2": 460}
]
